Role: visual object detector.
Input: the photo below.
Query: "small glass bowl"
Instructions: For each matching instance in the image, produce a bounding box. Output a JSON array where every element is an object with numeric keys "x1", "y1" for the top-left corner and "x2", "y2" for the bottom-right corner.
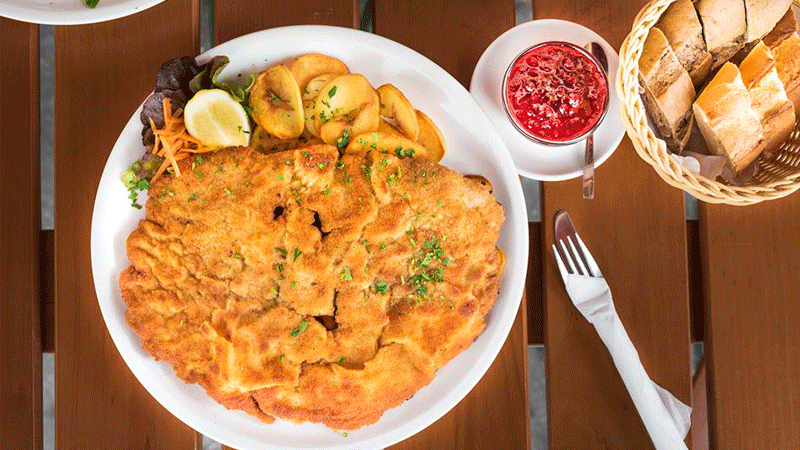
[{"x1": 501, "y1": 41, "x2": 610, "y2": 146}]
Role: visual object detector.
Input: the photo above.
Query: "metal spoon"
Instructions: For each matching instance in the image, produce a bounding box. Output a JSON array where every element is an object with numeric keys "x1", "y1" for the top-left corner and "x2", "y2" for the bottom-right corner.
[{"x1": 582, "y1": 42, "x2": 608, "y2": 200}]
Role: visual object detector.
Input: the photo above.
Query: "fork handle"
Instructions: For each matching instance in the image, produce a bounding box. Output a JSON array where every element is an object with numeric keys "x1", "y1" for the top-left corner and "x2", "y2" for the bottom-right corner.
[{"x1": 582, "y1": 133, "x2": 595, "y2": 199}]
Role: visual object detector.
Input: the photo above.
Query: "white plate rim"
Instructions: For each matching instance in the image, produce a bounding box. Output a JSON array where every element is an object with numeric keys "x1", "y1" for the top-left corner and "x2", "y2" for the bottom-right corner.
[
  {"x1": 0, "y1": 0, "x2": 165, "y2": 25},
  {"x1": 470, "y1": 19, "x2": 625, "y2": 181},
  {"x1": 90, "y1": 25, "x2": 528, "y2": 450}
]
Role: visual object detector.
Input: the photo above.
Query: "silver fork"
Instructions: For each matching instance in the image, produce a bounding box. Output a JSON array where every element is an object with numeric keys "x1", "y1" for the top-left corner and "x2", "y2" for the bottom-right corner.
[
  {"x1": 553, "y1": 210, "x2": 611, "y2": 318},
  {"x1": 553, "y1": 210, "x2": 602, "y2": 278}
]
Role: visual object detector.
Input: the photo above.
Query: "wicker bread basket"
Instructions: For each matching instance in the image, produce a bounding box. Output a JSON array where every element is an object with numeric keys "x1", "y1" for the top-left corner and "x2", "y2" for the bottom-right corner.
[{"x1": 617, "y1": 0, "x2": 800, "y2": 205}]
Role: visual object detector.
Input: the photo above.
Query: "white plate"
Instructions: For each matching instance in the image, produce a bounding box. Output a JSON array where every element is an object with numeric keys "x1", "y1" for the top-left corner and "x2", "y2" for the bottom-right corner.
[
  {"x1": 0, "y1": 0, "x2": 164, "y2": 25},
  {"x1": 91, "y1": 26, "x2": 528, "y2": 450},
  {"x1": 470, "y1": 19, "x2": 625, "y2": 181}
]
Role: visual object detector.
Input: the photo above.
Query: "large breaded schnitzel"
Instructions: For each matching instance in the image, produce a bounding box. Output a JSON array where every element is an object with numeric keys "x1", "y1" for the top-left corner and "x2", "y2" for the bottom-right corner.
[{"x1": 119, "y1": 144, "x2": 504, "y2": 430}]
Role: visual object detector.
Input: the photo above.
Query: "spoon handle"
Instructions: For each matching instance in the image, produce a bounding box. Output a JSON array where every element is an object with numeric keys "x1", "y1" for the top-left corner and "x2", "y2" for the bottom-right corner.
[{"x1": 582, "y1": 133, "x2": 595, "y2": 199}]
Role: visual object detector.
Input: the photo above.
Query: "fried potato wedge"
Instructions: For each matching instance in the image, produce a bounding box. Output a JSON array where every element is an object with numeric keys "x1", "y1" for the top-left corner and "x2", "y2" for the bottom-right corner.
[
  {"x1": 314, "y1": 74, "x2": 380, "y2": 146},
  {"x1": 345, "y1": 131, "x2": 427, "y2": 159},
  {"x1": 250, "y1": 65, "x2": 304, "y2": 139},
  {"x1": 250, "y1": 125, "x2": 323, "y2": 154},
  {"x1": 290, "y1": 53, "x2": 350, "y2": 93},
  {"x1": 415, "y1": 110, "x2": 446, "y2": 162},
  {"x1": 303, "y1": 73, "x2": 339, "y2": 138},
  {"x1": 378, "y1": 117, "x2": 402, "y2": 135},
  {"x1": 377, "y1": 84, "x2": 419, "y2": 141}
]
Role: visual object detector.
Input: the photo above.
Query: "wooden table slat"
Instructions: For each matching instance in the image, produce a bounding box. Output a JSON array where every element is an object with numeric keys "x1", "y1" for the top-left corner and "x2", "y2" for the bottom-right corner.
[
  {"x1": 54, "y1": 1, "x2": 200, "y2": 448},
  {"x1": 373, "y1": 1, "x2": 530, "y2": 449},
  {"x1": 536, "y1": 1, "x2": 693, "y2": 448},
  {"x1": 214, "y1": 0, "x2": 359, "y2": 45},
  {"x1": 700, "y1": 199, "x2": 800, "y2": 449},
  {"x1": 0, "y1": 18, "x2": 42, "y2": 450}
]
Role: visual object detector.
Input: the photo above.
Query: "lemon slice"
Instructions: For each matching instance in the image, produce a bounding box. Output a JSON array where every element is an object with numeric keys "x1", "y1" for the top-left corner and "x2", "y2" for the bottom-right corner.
[{"x1": 184, "y1": 89, "x2": 251, "y2": 147}]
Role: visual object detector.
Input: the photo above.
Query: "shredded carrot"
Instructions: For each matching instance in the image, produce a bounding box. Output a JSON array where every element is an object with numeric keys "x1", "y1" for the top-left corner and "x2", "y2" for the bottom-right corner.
[{"x1": 148, "y1": 98, "x2": 208, "y2": 183}]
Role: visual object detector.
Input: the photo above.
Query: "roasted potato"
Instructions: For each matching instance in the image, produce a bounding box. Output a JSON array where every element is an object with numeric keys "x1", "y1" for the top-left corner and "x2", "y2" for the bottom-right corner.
[
  {"x1": 377, "y1": 117, "x2": 400, "y2": 135},
  {"x1": 377, "y1": 84, "x2": 419, "y2": 141},
  {"x1": 290, "y1": 53, "x2": 350, "y2": 93},
  {"x1": 345, "y1": 131, "x2": 427, "y2": 158},
  {"x1": 303, "y1": 73, "x2": 339, "y2": 138},
  {"x1": 250, "y1": 125, "x2": 322, "y2": 154},
  {"x1": 415, "y1": 110, "x2": 446, "y2": 162},
  {"x1": 249, "y1": 64, "x2": 304, "y2": 139},
  {"x1": 314, "y1": 74, "x2": 380, "y2": 146}
]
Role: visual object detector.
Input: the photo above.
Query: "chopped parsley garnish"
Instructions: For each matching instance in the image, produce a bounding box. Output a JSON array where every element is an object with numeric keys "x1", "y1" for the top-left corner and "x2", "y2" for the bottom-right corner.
[
  {"x1": 223, "y1": 188, "x2": 233, "y2": 196},
  {"x1": 279, "y1": 355, "x2": 285, "y2": 363},
  {"x1": 216, "y1": 165, "x2": 223, "y2": 173},
  {"x1": 337, "y1": 356, "x2": 347, "y2": 364},
  {"x1": 375, "y1": 281, "x2": 388, "y2": 293},
  {"x1": 290, "y1": 320, "x2": 309, "y2": 337},
  {"x1": 395, "y1": 147, "x2": 415, "y2": 158},
  {"x1": 278, "y1": 173, "x2": 285, "y2": 181},
  {"x1": 380, "y1": 242, "x2": 387, "y2": 250},
  {"x1": 328, "y1": 85, "x2": 337, "y2": 98},
  {"x1": 85, "y1": 0, "x2": 99, "y2": 8},
  {"x1": 275, "y1": 247, "x2": 288, "y2": 257},
  {"x1": 292, "y1": 248, "x2": 302, "y2": 262},
  {"x1": 336, "y1": 129, "x2": 350, "y2": 150},
  {"x1": 302, "y1": 150, "x2": 309, "y2": 157},
  {"x1": 335, "y1": 161, "x2": 345, "y2": 169},
  {"x1": 339, "y1": 267, "x2": 352, "y2": 280},
  {"x1": 195, "y1": 171, "x2": 203, "y2": 180},
  {"x1": 233, "y1": 252, "x2": 243, "y2": 260},
  {"x1": 323, "y1": 188, "x2": 330, "y2": 195},
  {"x1": 291, "y1": 281, "x2": 296, "y2": 288},
  {"x1": 362, "y1": 165, "x2": 372, "y2": 179}
]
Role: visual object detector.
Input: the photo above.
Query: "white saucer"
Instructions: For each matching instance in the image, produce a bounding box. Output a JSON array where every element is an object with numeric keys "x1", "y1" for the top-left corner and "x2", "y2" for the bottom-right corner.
[{"x1": 470, "y1": 19, "x2": 625, "y2": 181}]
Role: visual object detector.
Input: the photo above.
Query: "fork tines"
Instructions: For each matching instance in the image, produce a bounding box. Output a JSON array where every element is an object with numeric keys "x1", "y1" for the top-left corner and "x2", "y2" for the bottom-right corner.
[{"x1": 553, "y1": 211, "x2": 602, "y2": 278}]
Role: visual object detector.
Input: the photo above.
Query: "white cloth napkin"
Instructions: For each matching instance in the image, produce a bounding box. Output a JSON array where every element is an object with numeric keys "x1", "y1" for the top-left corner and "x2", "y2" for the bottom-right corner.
[{"x1": 558, "y1": 272, "x2": 692, "y2": 450}]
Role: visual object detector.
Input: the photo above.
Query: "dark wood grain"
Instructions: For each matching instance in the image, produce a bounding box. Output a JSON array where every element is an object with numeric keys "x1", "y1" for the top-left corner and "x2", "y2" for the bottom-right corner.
[
  {"x1": 536, "y1": 1, "x2": 693, "y2": 448},
  {"x1": 54, "y1": 1, "x2": 200, "y2": 448},
  {"x1": 41, "y1": 230, "x2": 54, "y2": 353},
  {"x1": 374, "y1": 0, "x2": 516, "y2": 87},
  {"x1": 528, "y1": 222, "x2": 544, "y2": 345},
  {"x1": 373, "y1": 1, "x2": 529, "y2": 449},
  {"x1": 700, "y1": 197, "x2": 800, "y2": 449},
  {"x1": 0, "y1": 18, "x2": 41, "y2": 450},
  {"x1": 214, "y1": 0, "x2": 359, "y2": 45}
]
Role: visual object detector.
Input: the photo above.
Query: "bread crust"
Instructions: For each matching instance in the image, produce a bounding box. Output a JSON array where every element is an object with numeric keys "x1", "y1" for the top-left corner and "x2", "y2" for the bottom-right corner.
[
  {"x1": 693, "y1": 63, "x2": 766, "y2": 173},
  {"x1": 656, "y1": 0, "x2": 713, "y2": 86},
  {"x1": 640, "y1": 27, "x2": 697, "y2": 152},
  {"x1": 695, "y1": 0, "x2": 747, "y2": 68}
]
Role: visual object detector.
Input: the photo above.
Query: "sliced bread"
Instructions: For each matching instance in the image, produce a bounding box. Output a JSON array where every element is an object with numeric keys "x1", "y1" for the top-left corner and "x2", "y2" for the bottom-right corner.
[
  {"x1": 639, "y1": 27, "x2": 697, "y2": 153},
  {"x1": 739, "y1": 42, "x2": 795, "y2": 157},
  {"x1": 773, "y1": 33, "x2": 800, "y2": 116},
  {"x1": 695, "y1": 0, "x2": 747, "y2": 68},
  {"x1": 656, "y1": 0, "x2": 713, "y2": 86},
  {"x1": 763, "y1": 6, "x2": 798, "y2": 49},
  {"x1": 693, "y1": 62, "x2": 766, "y2": 174},
  {"x1": 744, "y1": 0, "x2": 794, "y2": 43}
]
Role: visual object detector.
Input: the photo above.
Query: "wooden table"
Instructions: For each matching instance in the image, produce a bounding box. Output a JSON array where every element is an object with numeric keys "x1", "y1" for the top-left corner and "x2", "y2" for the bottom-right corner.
[{"x1": 1, "y1": 1, "x2": 799, "y2": 449}]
